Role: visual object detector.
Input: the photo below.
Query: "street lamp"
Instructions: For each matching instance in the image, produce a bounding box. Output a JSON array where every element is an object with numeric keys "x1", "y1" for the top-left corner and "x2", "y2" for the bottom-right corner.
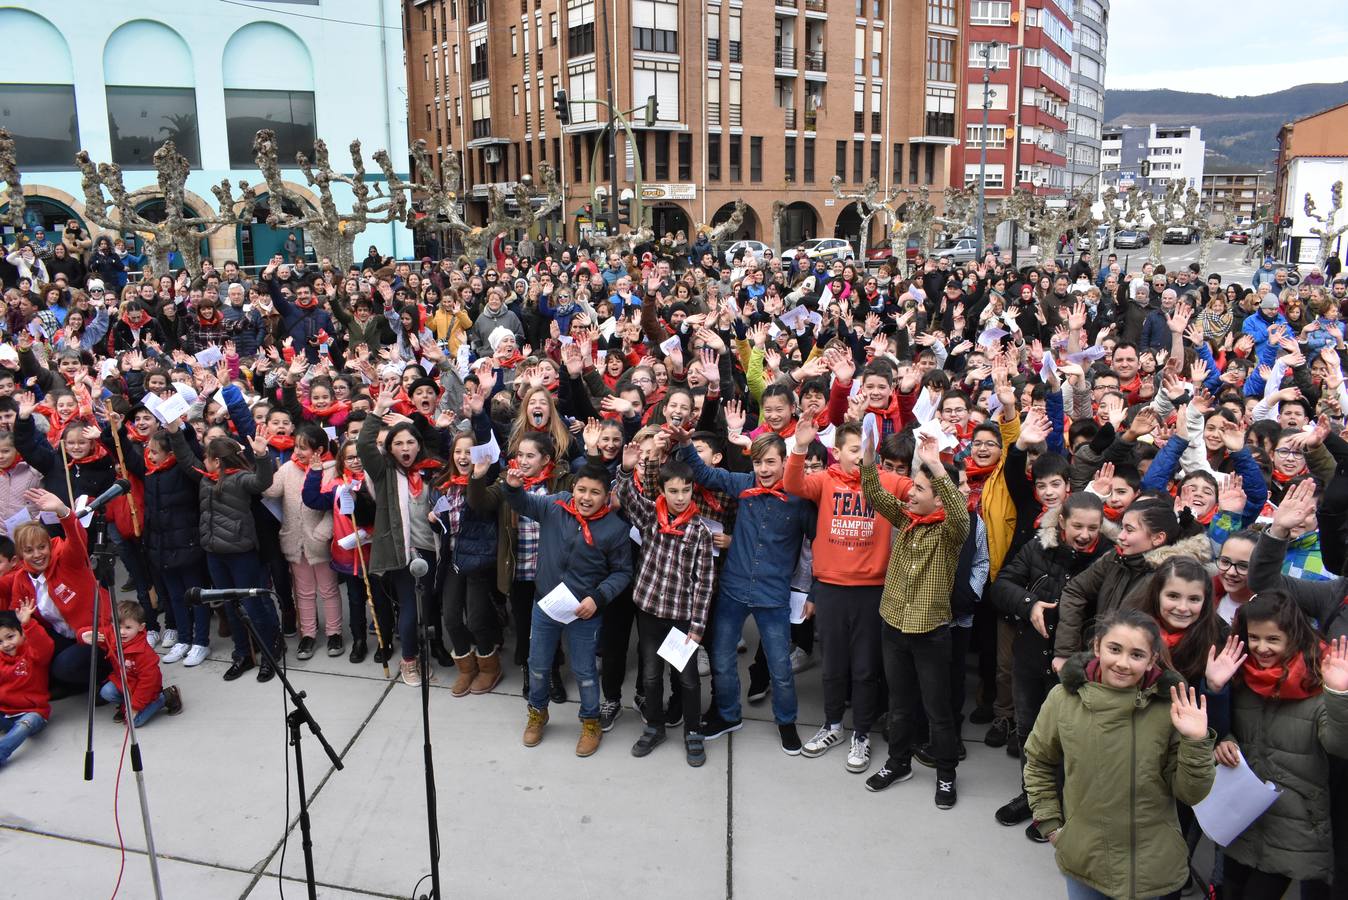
[{"x1": 975, "y1": 41, "x2": 1022, "y2": 258}]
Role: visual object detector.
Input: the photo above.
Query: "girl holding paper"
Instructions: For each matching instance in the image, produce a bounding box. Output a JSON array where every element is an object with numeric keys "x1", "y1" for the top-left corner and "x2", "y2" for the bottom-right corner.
[{"x1": 1204, "y1": 593, "x2": 1348, "y2": 899}]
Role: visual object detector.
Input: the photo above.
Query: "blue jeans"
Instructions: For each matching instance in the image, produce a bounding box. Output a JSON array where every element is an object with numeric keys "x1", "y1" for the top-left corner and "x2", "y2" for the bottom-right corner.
[
  {"x1": 711, "y1": 594, "x2": 796, "y2": 725},
  {"x1": 384, "y1": 548, "x2": 437, "y2": 660},
  {"x1": 207, "y1": 552, "x2": 280, "y2": 662},
  {"x1": 48, "y1": 632, "x2": 106, "y2": 687},
  {"x1": 99, "y1": 682, "x2": 166, "y2": 727},
  {"x1": 0, "y1": 712, "x2": 47, "y2": 765},
  {"x1": 156, "y1": 563, "x2": 210, "y2": 647},
  {"x1": 527, "y1": 604, "x2": 601, "y2": 719},
  {"x1": 1063, "y1": 875, "x2": 1178, "y2": 900}
]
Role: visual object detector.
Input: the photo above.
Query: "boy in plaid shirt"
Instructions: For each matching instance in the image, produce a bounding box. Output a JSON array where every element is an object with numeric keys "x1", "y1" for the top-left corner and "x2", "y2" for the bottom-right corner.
[{"x1": 614, "y1": 439, "x2": 716, "y2": 767}]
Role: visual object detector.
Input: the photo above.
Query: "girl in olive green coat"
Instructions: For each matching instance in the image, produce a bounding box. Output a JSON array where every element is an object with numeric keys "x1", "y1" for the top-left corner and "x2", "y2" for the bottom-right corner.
[{"x1": 1025, "y1": 608, "x2": 1216, "y2": 900}]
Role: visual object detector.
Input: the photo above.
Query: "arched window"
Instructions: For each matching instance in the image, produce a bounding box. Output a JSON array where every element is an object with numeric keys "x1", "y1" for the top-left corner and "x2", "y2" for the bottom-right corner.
[
  {"x1": 221, "y1": 23, "x2": 316, "y2": 168},
  {"x1": 0, "y1": 9, "x2": 79, "y2": 170},
  {"x1": 0, "y1": 196, "x2": 87, "y2": 247},
  {"x1": 103, "y1": 21, "x2": 200, "y2": 168}
]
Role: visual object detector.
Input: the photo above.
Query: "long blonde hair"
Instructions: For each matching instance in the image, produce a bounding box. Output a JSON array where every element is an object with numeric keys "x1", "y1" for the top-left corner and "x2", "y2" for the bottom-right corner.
[{"x1": 508, "y1": 385, "x2": 571, "y2": 456}]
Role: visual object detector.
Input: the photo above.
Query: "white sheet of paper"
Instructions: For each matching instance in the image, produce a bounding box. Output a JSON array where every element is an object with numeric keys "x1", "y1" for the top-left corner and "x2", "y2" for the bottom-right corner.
[
  {"x1": 140, "y1": 391, "x2": 162, "y2": 415},
  {"x1": 862, "y1": 412, "x2": 880, "y2": 453},
  {"x1": 1193, "y1": 751, "x2": 1281, "y2": 847},
  {"x1": 27, "y1": 319, "x2": 44, "y2": 339},
  {"x1": 789, "y1": 590, "x2": 809, "y2": 624},
  {"x1": 978, "y1": 327, "x2": 1010, "y2": 347},
  {"x1": 767, "y1": 322, "x2": 782, "y2": 339},
  {"x1": 336, "y1": 484, "x2": 356, "y2": 515},
  {"x1": 600, "y1": 317, "x2": 618, "y2": 339},
  {"x1": 323, "y1": 425, "x2": 338, "y2": 441},
  {"x1": 697, "y1": 515, "x2": 723, "y2": 557},
  {"x1": 657, "y1": 626, "x2": 698, "y2": 671},
  {"x1": 336, "y1": 528, "x2": 371, "y2": 550},
  {"x1": 558, "y1": 335, "x2": 574, "y2": 345},
  {"x1": 538, "y1": 582, "x2": 581, "y2": 624},
  {"x1": 0, "y1": 343, "x2": 17, "y2": 364},
  {"x1": 629, "y1": 524, "x2": 642, "y2": 545},
  {"x1": 420, "y1": 358, "x2": 436, "y2": 375},
  {"x1": 431, "y1": 495, "x2": 452, "y2": 516},
  {"x1": 779, "y1": 305, "x2": 809, "y2": 333},
  {"x1": 987, "y1": 392, "x2": 1004, "y2": 417},
  {"x1": 913, "y1": 388, "x2": 939, "y2": 425},
  {"x1": 261, "y1": 496, "x2": 284, "y2": 522},
  {"x1": 1039, "y1": 353, "x2": 1058, "y2": 380},
  {"x1": 659, "y1": 334, "x2": 681, "y2": 355},
  {"x1": 1064, "y1": 345, "x2": 1106, "y2": 366},
  {"x1": 152, "y1": 392, "x2": 190, "y2": 425},
  {"x1": 3, "y1": 508, "x2": 31, "y2": 536},
  {"x1": 194, "y1": 345, "x2": 223, "y2": 366},
  {"x1": 99, "y1": 358, "x2": 120, "y2": 380},
  {"x1": 470, "y1": 431, "x2": 501, "y2": 465},
  {"x1": 73, "y1": 495, "x2": 93, "y2": 530}
]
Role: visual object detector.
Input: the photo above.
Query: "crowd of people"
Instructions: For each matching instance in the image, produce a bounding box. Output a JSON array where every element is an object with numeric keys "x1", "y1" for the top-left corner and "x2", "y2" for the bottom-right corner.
[{"x1": 1, "y1": 223, "x2": 1347, "y2": 899}]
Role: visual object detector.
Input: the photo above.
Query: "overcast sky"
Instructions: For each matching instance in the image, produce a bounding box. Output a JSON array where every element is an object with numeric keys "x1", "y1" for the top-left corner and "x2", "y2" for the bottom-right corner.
[{"x1": 1104, "y1": 0, "x2": 1348, "y2": 96}]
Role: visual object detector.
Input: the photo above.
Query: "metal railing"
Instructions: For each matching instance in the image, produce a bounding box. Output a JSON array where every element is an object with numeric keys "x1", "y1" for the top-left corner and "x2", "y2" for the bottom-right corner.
[
  {"x1": 805, "y1": 0, "x2": 826, "y2": 10},
  {"x1": 707, "y1": 100, "x2": 721, "y2": 122},
  {"x1": 784, "y1": 108, "x2": 797, "y2": 128},
  {"x1": 804, "y1": 109, "x2": 818, "y2": 131},
  {"x1": 707, "y1": 37, "x2": 721, "y2": 60},
  {"x1": 775, "y1": 47, "x2": 796, "y2": 67},
  {"x1": 805, "y1": 50, "x2": 826, "y2": 70},
  {"x1": 729, "y1": 105, "x2": 742, "y2": 126},
  {"x1": 728, "y1": 40, "x2": 742, "y2": 62}
]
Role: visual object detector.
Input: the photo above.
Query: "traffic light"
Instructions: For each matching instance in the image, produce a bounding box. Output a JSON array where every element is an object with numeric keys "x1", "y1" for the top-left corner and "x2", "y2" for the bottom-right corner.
[
  {"x1": 617, "y1": 196, "x2": 631, "y2": 226},
  {"x1": 643, "y1": 95, "x2": 658, "y2": 127},
  {"x1": 1140, "y1": 160, "x2": 1151, "y2": 177},
  {"x1": 553, "y1": 90, "x2": 570, "y2": 126}
]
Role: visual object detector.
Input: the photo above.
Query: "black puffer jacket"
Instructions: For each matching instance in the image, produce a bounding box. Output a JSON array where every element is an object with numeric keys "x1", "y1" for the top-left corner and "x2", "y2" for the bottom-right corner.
[
  {"x1": 188, "y1": 445, "x2": 274, "y2": 555},
  {"x1": 136, "y1": 427, "x2": 206, "y2": 569},
  {"x1": 989, "y1": 507, "x2": 1113, "y2": 678}
]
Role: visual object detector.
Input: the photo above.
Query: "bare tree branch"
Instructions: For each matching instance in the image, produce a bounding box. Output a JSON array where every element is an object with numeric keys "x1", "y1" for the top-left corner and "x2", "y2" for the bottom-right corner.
[
  {"x1": 1305, "y1": 182, "x2": 1348, "y2": 269},
  {"x1": 0, "y1": 129, "x2": 26, "y2": 236}
]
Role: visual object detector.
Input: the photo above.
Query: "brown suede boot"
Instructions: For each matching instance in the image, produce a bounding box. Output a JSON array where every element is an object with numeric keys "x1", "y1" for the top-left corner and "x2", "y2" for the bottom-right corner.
[
  {"x1": 523, "y1": 706, "x2": 549, "y2": 747},
  {"x1": 450, "y1": 655, "x2": 478, "y2": 697},
  {"x1": 576, "y1": 717, "x2": 602, "y2": 757},
  {"x1": 469, "y1": 652, "x2": 502, "y2": 694}
]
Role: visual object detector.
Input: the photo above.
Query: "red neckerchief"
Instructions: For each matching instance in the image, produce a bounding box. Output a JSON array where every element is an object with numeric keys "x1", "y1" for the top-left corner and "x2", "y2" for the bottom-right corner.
[
  {"x1": 1241, "y1": 649, "x2": 1321, "y2": 700},
  {"x1": 404, "y1": 458, "x2": 442, "y2": 497},
  {"x1": 197, "y1": 310, "x2": 220, "y2": 327},
  {"x1": 497, "y1": 351, "x2": 524, "y2": 370},
  {"x1": 774, "y1": 418, "x2": 798, "y2": 438},
  {"x1": 1085, "y1": 657, "x2": 1165, "y2": 689},
  {"x1": 1272, "y1": 467, "x2": 1306, "y2": 484},
  {"x1": 1195, "y1": 506, "x2": 1217, "y2": 525},
  {"x1": 740, "y1": 482, "x2": 788, "y2": 501},
  {"x1": 696, "y1": 486, "x2": 723, "y2": 514},
  {"x1": 301, "y1": 398, "x2": 352, "y2": 420},
  {"x1": 1120, "y1": 374, "x2": 1142, "y2": 396},
  {"x1": 268, "y1": 434, "x2": 296, "y2": 452},
  {"x1": 555, "y1": 498, "x2": 612, "y2": 545},
  {"x1": 390, "y1": 388, "x2": 416, "y2": 417},
  {"x1": 143, "y1": 449, "x2": 176, "y2": 474},
  {"x1": 869, "y1": 391, "x2": 902, "y2": 423},
  {"x1": 1103, "y1": 503, "x2": 1125, "y2": 521},
  {"x1": 655, "y1": 495, "x2": 699, "y2": 536},
  {"x1": 293, "y1": 451, "x2": 333, "y2": 474},
  {"x1": 901, "y1": 507, "x2": 946, "y2": 534},
  {"x1": 1159, "y1": 625, "x2": 1186, "y2": 649},
  {"x1": 603, "y1": 371, "x2": 622, "y2": 390},
  {"x1": 966, "y1": 460, "x2": 997, "y2": 482},
  {"x1": 826, "y1": 464, "x2": 862, "y2": 491},
  {"x1": 444, "y1": 472, "x2": 469, "y2": 488},
  {"x1": 68, "y1": 443, "x2": 110, "y2": 465},
  {"x1": 510, "y1": 459, "x2": 556, "y2": 490},
  {"x1": 813, "y1": 407, "x2": 832, "y2": 429},
  {"x1": 295, "y1": 294, "x2": 319, "y2": 310},
  {"x1": 195, "y1": 466, "x2": 243, "y2": 483},
  {"x1": 0, "y1": 457, "x2": 21, "y2": 475}
]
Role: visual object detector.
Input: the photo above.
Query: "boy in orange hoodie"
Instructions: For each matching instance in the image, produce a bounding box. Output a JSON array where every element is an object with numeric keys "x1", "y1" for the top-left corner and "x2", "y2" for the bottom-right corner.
[{"x1": 784, "y1": 418, "x2": 912, "y2": 774}]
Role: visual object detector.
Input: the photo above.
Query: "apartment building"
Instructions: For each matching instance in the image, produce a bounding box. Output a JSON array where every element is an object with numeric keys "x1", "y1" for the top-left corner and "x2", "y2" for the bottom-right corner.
[
  {"x1": 404, "y1": 0, "x2": 963, "y2": 253},
  {"x1": 1100, "y1": 124, "x2": 1205, "y2": 196},
  {"x1": 1199, "y1": 169, "x2": 1269, "y2": 224},
  {"x1": 957, "y1": 0, "x2": 1073, "y2": 201},
  {"x1": 1065, "y1": 0, "x2": 1107, "y2": 192}
]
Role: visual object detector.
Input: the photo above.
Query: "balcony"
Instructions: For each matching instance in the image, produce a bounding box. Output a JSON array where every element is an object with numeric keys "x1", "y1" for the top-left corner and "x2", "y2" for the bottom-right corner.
[
  {"x1": 872, "y1": 112, "x2": 881, "y2": 132},
  {"x1": 804, "y1": 109, "x2": 818, "y2": 131},
  {"x1": 854, "y1": 111, "x2": 864, "y2": 132},
  {"x1": 784, "y1": 108, "x2": 797, "y2": 129},
  {"x1": 805, "y1": 0, "x2": 826, "y2": 9},
  {"x1": 775, "y1": 47, "x2": 796, "y2": 68},
  {"x1": 728, "y1": 40, "x2": 742, "y2": 62},
  {"x1": 805, "y1": 50, "x2": 826, "y2": 71},
  {"x1": 729, "y1": 104, "x2": 742, "y2": 127},
  {"x1": 707, "y1": 37, "x2": 721, "y2": 60}
]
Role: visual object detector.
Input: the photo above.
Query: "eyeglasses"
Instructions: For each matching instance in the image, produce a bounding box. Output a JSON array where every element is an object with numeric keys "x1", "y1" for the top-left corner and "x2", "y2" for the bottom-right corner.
[
  {"x1": 1274, "y1": 447, "x2": 1305, "y2": 459},
  {"x1": 969, "y1": 439, "x2": 1001, "y2": 450},
  {"x1": 1216, "y1": 557, "x2": 1249, "y2": 575}
]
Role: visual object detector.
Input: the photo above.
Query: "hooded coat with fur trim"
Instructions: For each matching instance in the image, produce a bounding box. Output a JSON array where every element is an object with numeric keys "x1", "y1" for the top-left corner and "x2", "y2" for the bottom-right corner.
[{"x1": 1052, "y1": 531, "x2": 1212, "y2": 660}]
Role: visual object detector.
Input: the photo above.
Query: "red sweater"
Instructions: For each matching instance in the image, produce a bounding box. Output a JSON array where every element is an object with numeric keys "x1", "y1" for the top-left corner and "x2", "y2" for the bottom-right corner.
[
  {"x1": 99, "y1": 627, "x2": 163, "y2": 711},
  {"x1": 0, "y1": 620, "x2": 55, "y2": 717},
  {"x1": 826, "y1": 381, "x2": 916, "y2": 437},
  {"x1": 4, "y1": 512, "x2": 112, "y2": 636}
]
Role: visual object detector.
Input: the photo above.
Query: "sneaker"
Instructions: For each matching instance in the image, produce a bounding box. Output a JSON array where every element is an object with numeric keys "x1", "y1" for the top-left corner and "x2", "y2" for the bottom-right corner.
[
  {"x1": 599, "y1": 699, "x2": 623, "y2": 732},
  {"x1": 296, "y1": 636, "x2": 316, "y2": 660},
  {"x1": 223, "y1": 658, "x2": 254, "y2": 681},
  {"x1": 984, "y1": 716, "x2": 1013, "y2": 748},
  {"x1": 163, "y1": 685, "x2": 183, "y2": 716},
  {"x1": 700, "y1": 711, "x2": 743, "y2": 740},
  {"x1": 162, "y1": 643, "x2": 190, "y2": 665},
  {"x1": 630, "y1": 725, "x2": 666, "y2": 757},
  {"x1": 685, "y1": 732, "x2": 706, "y2": 767},
  {"x1": 696, "y1": 647, "x2": 710, "y2": 677},
  {"x1": 846, "y1": 733, "x2": 871, "y2": 773},
  {"x1": 802, "y1": 724, "x2": 844, "y2": 758},
  {"x1": 969, "y1": 705, "x2": 994, "y2": 725},
  {"x1": 789, "y1": 647, "x2": 816, "y2": 674},
  {"x1": 184, "y1": 645, "x2": 210, "y2": 667},
  {"x1": 159, "y1": 629, "x2": 179, "y2": 650},
  {"x1": 401, "y1": 658, "x2": 421, "y2": 686},
  {"x1": 995, "y1": 793, "x2": 1032, "y2": 826},
  {"x1": 146, "y1": 630, "x2": 160, "y2": 650},
  {"x1": 736, "y1": 638, "x2": 747, "y2": 653},
  {"x1": 914, "y1": 743, "x2": 937, "y2": 768},
  {"x1": 935, "y1": 773, "x2": 957, "y2": 809},
  {"x1": 112, "y1": 704, "x2": 125, "y2": 724},
  {"x1": 664, "y1": 699, "x2": 683, "y2": 729},
  {"x1": 746, "y1": 674, "x2": 770, "y2": 704},
  {"x1": 865, "y1": 761, "x2": 913, "y2": 792},
  {"x1": 778, "y1": 723, "x2": 802, "y2": 756},
  {"x1": 374, "y1": 645, "x2": 395, "y2": 665},
  {"x1": 326, "y1": 635, "x2": 344, "y2": 657},
  {"x1": 1025, "y1": 821, "x2": 1049, "y2": 844}
]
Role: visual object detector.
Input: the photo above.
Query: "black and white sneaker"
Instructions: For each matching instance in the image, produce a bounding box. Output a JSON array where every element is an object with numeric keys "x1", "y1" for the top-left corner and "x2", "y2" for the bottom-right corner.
[
  {"x1": 633, "y1": 693, "x2": 647, "y2": 724},
  {"x1": 801, "y1": 724, "x2": 844, "y2": 758},
  {"x1": 599, "y1": 699, "x2": 623, "y2": 732},
  {"x1": 746, "y1": 674, "x2": 770, "y2": 703},
  {"x1": 778, "y1": 724, "x2": 802, "y2": 756},
  {"x1": 700, "y1": 712, "x2": 743, "y2": 740},
  {"x1": 865, "y1": 761, "x2": 913, "y2": 792},
  {"x1": 935, "y1": 773, "x2": 958, "y2": 809},
  {"x1": 846, "y1": 733, "x2": 871, "y2": 773}
]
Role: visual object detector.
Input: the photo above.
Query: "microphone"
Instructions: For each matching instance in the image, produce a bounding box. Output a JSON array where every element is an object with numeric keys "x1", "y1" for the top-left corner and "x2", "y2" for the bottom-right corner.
[
  {"x1": 76, "y1": 479, "x2": 130, "y2": 516},
  {"x1": 186, "y1": 587, "x2": 272, "y2": 606},
  {"x1": 408, "y1": 557, "x2": 429, "y2": 578}
]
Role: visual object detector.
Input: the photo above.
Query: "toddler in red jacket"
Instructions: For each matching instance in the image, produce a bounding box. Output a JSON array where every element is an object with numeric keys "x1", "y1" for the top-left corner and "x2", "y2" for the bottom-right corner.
[
  {"x1": 0, "y1": 598, "x2": 54, "y2": 766},
  {"x1": 83, "y1": 601, "x2": 183, "y2": 726}
]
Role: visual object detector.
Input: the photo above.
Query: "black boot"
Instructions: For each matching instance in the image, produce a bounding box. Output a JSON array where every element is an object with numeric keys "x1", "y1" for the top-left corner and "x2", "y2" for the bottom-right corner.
[
  {"x1": 349, "y1": 638, "x2": 368, "y2": 664},
  {"x1": 550, "y1": 667, "x2": 568, "y2": 703},
  {"x1": 430, "y1": 630, "x2": 454, "y2": 667},
  {"x1": 373, "y1": 644, "x2": 395, "y2": 665}
]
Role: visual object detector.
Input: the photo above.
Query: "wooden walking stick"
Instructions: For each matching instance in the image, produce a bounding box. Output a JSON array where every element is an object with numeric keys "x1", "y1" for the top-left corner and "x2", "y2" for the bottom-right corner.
[
  {"x1": 59, "y1": 437, "x2": 78, "y2": 516},
  {"x1": 104, "y1": 400, "x2": 141, "y2": 538},
  {"x1": 347, "y1": 508, "x2": 390, "y2": 679}
]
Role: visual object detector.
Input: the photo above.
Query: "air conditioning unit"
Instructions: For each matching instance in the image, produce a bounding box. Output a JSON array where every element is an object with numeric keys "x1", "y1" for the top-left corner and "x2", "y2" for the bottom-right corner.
[{"x1": 484, "y1": 146, "x2": 502, "y2": 164}]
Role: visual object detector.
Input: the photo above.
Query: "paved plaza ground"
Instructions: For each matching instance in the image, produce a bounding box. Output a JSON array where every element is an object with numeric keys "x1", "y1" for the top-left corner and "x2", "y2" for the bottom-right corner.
[{"x1": 1, "y1": 627, "x2": 1069, "y2": 899}]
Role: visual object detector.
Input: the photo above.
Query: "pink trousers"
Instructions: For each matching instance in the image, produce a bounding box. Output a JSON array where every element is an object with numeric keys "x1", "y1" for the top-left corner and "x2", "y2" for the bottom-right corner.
[{"x1": 292, "y1": 556, "x2": 343, "y2": 638}]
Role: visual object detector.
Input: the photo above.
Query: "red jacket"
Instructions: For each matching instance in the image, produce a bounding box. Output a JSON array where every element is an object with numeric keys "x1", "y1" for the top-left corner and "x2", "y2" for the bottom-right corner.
[
  {"x1": 99, "y1": 627, "x2": 162, "y2": 711},
  {"x1": 0, "y1": 620, "x2": 54, "y2": 717},
  {"x1": 4, "y1": 512, "x2": 111, "y2": 636}
]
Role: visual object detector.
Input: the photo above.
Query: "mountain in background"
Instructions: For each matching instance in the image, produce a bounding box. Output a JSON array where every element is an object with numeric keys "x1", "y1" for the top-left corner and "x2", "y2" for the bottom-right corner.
[{"x1": 1103, "y1": 82, "x2": 1348, "y2": 171}]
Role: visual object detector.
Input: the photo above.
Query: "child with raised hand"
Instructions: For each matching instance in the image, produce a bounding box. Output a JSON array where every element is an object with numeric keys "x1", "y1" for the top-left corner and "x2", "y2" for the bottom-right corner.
[
  {"x1": 1205, "y1": 594, "x2": 1348, "y2": 899},
  {"x1": 614, "y1": 436, "x2": 716, "y2": 767},
  {"x1": 1025, "y1": 609, "x2": 1216, "y2": 900},
  {"x1": 83, "y1": 600, "x2": 182, "y2": 726},
  {"x1": 0, "y1": 598, "x2": 54, "y2": 767}
]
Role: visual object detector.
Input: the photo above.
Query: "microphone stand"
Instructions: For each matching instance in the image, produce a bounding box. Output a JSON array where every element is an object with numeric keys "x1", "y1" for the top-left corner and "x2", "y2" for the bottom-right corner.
[
  {"x1": 227, "y1": 592, "x2": 343, "y2": 900},
  {"x1": 411, "y1": 557, "x2": 442, "y2": 900},
  {"x1": 87, "y1": 510, "x2": 165, "y2": 900}
]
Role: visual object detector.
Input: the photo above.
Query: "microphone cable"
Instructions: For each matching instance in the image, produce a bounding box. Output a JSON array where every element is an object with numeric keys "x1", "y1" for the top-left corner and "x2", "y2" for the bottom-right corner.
[{"x1": 110, "y1": 720, "x2": 131, "y2": 899}]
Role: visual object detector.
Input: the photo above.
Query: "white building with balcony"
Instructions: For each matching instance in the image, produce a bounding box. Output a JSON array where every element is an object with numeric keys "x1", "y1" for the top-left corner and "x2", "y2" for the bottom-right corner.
[{"x1": 1100, "y1": 123, "x2": 1205, "y2": 197}]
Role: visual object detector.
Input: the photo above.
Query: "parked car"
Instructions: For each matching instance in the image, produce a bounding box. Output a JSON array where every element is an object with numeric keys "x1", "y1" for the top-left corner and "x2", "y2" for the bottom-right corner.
[
  {"x1": 1163, "y1": 226, "x2": 1197, "y2": 244},
  {"x1": 722, "y1": 240, "x2": 771, "y2": 267},
  {"x1": 930, "y1": 237, "x2": 979, "y2": 263},
  {"x1": 864, "y1": 237, "x2": 921, "y2": 270},
  {"x1": 1114, "y1": 230, "x2": 1149, "y2": 249},
  {"x1": 781, "y1": 237, "x2": 856, "y2": 266},
  {"x1": 1091, "y1": 226, "x2": 1111, "y2": 250},
  {"x1": 1228, "y1": 230, "x2": 1249, "y2": 245}
]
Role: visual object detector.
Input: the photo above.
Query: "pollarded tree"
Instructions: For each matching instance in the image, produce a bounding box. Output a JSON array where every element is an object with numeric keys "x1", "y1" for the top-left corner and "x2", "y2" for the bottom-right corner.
[
  {"x1": 1305, "y1": 182, "x2": 1348, "y2": 269},
  {"x1": 891, "y1": 186, "x2": 940, "y2": 256},
  {"x1": 832, "y1": 176, "x2": 886, "y2": 254},
  {"x1": 1141, "y1": 181, "x2": 1193, "y2": 264},
  {"x1": 0, "y1": 129, "x2": 26, "y2": 236},
  {"x1": 76, "y1": 141, "x2": 253, "y2": 278}
]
